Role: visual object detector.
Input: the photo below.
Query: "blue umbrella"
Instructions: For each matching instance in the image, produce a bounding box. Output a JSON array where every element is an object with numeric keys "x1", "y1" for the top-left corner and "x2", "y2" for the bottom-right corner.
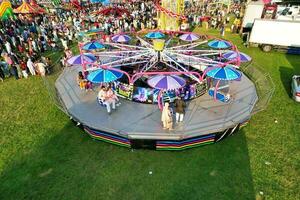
[
  {"x1": 87, "y1": 68, "x2": 123, "y2": 83},
  {"x1": 111, "y1": 34, "x2": 131, "y2": 43},
  {"x1": 145, "y1": 31, "x2": 165, "y2": 39},
  {"x1": 222, "y1": 51, "x2": 252, "y2": 62},
  {"x1": 82, "y1": 41, "x2": 105, "y2": 51},
  {"x1": 206, "y1": 65, "x2": 241, "y2": 80},
  {"x1": 208, "y1": 40, "x2": 231, "y2": 49}
]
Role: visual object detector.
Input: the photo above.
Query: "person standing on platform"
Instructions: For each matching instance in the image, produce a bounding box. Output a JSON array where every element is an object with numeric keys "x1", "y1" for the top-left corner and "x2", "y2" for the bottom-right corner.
[
  {"x1": 174, "y1": 96, "x2": 186, "y2": 123},
  {"x1": 106, "y1": 86, "x2": 116, "y2": 114},
  {"x1": 161, "y1": 102, "x2": 173, "y2": 130}
]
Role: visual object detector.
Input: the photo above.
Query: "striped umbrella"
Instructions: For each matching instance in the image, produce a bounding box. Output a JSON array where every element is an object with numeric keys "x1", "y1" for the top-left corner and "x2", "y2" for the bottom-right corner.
[
  {"x1": 145, "y1": 31, "x2": 165, "y2": 39},
  {"x1": 67, "y1": 53, "x2": 97, "y2": 65},
  {"x1": 222, "y1": 51, "x2": 252, "y2": 62},
  {"x1": 208, "y1": 40, "x2": 231, "y2": 49},
  {"x1": 52, "y1": 0, "x2": 61, "y2": 6},
  {"x1": 13, "y1": 1, "x2": 38, "y2": 14},
  {"x1": 82, "y1": 41, "x2": 105, "y2": 51},
  {"x1": 87, "y1": 69, "x2": 123, "y2": 83},
  {"x1": 111, "y1": 34, "x2": 131, "y2": 43},
  {"x1": 147, "y1": 75, "x2": 186, "y2": 90},
  {"x1": 179, "y1": 33, "x2": 199, "y2": 41},
  {"x1": 206, "y1": 65, "x2": 241, "y2": 80}
]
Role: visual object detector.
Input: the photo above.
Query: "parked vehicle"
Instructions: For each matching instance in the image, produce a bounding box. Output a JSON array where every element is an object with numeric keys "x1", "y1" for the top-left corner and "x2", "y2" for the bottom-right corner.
[
  {"x1": 277, "y1": 6, "x2": 300, "y2": 21},
  {"x1": 291, "y1": 75, "x2": 300, "y2": 102},
  {"x1": 249, "y1": 19, "x2": 300, "y2": 53},
  {"x1": 242, "y1": 1, "x2": 265, "y2": 31}
]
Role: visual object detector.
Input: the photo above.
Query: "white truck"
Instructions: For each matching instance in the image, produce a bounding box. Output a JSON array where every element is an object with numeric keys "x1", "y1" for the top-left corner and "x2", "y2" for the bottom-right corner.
[
  {"x1": 242, "y1": 1, "x2": 265, "y2": 30},
  {"x1": 249, "y1": 19, "x2": 300, "y2": 53}
]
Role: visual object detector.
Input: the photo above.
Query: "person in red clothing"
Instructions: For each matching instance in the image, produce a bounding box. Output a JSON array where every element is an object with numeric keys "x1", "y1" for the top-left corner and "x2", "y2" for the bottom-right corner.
[
  {"x1": 20, "y1": 60, "x2": 28, "y2": 79},
  {"x1": 18, "y1": 44, "x2": 24, "y2": 53}
]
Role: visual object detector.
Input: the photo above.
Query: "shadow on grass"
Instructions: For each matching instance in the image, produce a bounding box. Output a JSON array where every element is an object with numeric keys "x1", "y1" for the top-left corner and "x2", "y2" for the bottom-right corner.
[
  {"x1": 280, "y1": 54, "x2": 300, "y2": 96},
  {"x1": 279, "y1": 66, "x2": 294, "y2": 97},
  {"x1": 0, "y1": 122, "x2": 255, "y2": 200}
]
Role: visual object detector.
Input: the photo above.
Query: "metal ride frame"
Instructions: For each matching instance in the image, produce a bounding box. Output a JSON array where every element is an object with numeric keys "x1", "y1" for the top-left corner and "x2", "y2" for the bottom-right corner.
[{"x1": 77, "y1": 30, "x2": 246, "y2": 106}]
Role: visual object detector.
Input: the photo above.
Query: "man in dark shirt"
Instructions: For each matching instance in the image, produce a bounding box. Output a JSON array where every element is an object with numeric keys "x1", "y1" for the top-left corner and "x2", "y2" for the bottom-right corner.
[{"x1": 174, "y1": 96, "x2": 186, "y2": 123}]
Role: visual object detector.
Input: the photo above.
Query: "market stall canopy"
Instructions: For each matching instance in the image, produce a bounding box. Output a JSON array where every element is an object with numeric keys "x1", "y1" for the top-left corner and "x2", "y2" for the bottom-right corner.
[
  {"x1": 13, "y1": 1, "x2": 39, "y2": 14},
  {"x1": 30, "y1": 0, "x2": 46, "y2": 14},
  {"x1": 0, "y1": 0, "x2": 14, "y2": 20},
  {"x1": 92, "y1": 7, "x2": 130, "y2": 17}
]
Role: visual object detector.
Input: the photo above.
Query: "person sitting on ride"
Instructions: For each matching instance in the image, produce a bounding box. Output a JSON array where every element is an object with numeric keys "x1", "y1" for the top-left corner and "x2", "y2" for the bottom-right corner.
[
  {"x1": 97, "y1": 86, "x2": 116, "y2": 114},
  {"x1": 77, "y1": 71, "x2": 86, "y2": 90},
  {"x1": 98, "y1": 86, "x2": 107, "y2": 103}
]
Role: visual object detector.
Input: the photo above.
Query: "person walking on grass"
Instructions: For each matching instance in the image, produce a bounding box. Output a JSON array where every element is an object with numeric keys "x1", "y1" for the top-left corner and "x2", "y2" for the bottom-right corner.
[{"x1": 174, "y1": 96, "x2": 186, "y2": 123}]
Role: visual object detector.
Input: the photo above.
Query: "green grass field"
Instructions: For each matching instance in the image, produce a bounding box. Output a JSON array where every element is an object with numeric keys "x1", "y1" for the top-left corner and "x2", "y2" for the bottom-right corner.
[{"x1": 0, "y1": 29, "x2": 299, "y2": 200}]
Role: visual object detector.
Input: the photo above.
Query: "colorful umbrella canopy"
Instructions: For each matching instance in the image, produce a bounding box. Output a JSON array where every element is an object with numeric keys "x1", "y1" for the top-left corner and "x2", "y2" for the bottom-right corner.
[
  {"x1": 93, "y1": 7, "x2": 130, "y2": 17},
  {"x1": 206, "y1": 65, "x2": 241, "y2": 80},
  {"x1": 13, "y1": 1, "x2": 39, "y2": 14},
  {"x1": 222, "y1": 51, "x2": 252, "y2": 62},
  {"x1": 0, "y1": 0, "x2": 14, "y2": 20},
  {"x1": 145, "y1": 31, "x2": 165, "y2": 39},
  {"x1": 111, "y1": 34, "x2": 131, "y2": 43},
  {"x1": 208, "y1": 40, "x2": 231, "y2": 49},
  {"x1": 86, "y1": 28, "x2": 103, "y2": 36},
  {"x1": 179, "y1": 33, "x2": 199, "y2": 41},
  {"x1": 67, "y1": 53, "x2": 97, "y2": 65},
  {"x1": 147, "y1": 75, "x2": 186, "y2": 90},
  {"x1": 30, "y1": 0, "x2": 46, "y2": 14},
  {"x1": 87, "y1": 69, "x2": 123, "y2": 83},
  {"x1": 82, "y1": 41, "x2": 105, "y2": 51}
]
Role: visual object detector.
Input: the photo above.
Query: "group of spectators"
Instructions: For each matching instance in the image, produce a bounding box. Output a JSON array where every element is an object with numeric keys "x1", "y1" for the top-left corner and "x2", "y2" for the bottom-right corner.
[
  {"x1": 0, "y1": 11, "x2": 75, "y2": 82},
  {"x1": 184, "y1": 0, "x2": 243, "y2": 35},
  {"x1": 86, "y1": 1, "x2": 158, "y2": 35}
]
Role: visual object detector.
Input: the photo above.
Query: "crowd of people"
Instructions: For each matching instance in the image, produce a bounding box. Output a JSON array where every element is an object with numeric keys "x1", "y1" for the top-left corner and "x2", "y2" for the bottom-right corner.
[
  {"x1": 0, "y1": 0, "x2": 244, "y2": 82},
  {"x1": 184, "y1": 0, "x2": 244, "y2": 35},
  {"x1": 86, "y1": 1, "x2": 157, "y2": 34},
  {"x1": 0, "y1": 11, "x2": 75, "y2": 81}
]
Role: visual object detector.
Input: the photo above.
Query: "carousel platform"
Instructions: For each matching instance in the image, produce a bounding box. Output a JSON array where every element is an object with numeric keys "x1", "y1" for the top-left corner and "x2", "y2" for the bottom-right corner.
[{"x1": 55, "y1": 66, "x2": 258, "y2": 150}]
